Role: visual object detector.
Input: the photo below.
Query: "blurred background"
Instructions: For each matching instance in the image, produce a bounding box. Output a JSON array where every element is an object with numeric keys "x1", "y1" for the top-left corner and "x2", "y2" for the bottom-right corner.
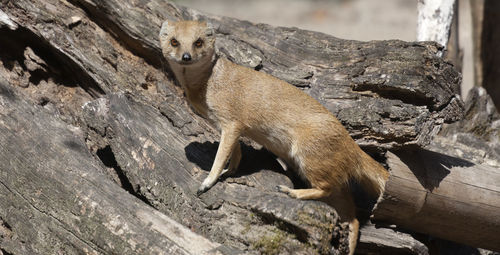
[{"x1": 174, "y1": 0, "x2": 473, "y2": 98}]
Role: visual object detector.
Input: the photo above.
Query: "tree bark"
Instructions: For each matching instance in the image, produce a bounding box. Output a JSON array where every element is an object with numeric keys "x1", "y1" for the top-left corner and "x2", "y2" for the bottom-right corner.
[
  {"x1": 357, "y1": 223, "x2": 429, "y2": 255},
  {"x1": 373, "y1": 150, "x2": 500, "y2": 251},
  {"x1": 417, "y1": 0, "x2": 456, "y2": 48},
  {"x1": 430, "y1": 86, "x2": 500, "y2": 168},
  {"x1": 417, "y1": 0, "x2": 462, "y2": 71},
  {"x1": 3, "y1": 0, "x2": 463, "y2": 149},
  {"x1": 0, "y1": 79, "x2": 229, "y2": 255},
  {"x1": 0, "y1": 0, "x2": 475, "y2": 254}
]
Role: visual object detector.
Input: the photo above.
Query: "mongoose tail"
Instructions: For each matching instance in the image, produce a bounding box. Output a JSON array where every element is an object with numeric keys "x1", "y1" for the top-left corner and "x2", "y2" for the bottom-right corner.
[{"x1": 357, "y1": 152, "x2": 390, "y2": 197}]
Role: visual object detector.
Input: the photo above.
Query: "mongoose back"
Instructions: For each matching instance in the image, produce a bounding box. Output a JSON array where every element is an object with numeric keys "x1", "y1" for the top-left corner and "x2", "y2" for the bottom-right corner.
[{"x1": 159, "y1": 20, "x2": 389, "y2": 255}]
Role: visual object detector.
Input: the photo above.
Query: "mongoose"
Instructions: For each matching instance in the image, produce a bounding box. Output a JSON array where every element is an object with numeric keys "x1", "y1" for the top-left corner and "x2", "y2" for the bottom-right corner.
[{"x1": 159, "y1": 20, "x2": 389, "y2": 255}]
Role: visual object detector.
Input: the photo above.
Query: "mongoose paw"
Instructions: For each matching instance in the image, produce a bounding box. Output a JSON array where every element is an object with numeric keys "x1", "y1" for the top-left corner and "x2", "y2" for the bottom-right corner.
[
  {"x1": 276, "y1": 185, "x2": 291, "y2": 194},
  {"x1": 196, "y1": 185, "x2": 209, "y2": 196},
  {"x1": 197, "y1": 177, "x2": 215, "y2": 196}
]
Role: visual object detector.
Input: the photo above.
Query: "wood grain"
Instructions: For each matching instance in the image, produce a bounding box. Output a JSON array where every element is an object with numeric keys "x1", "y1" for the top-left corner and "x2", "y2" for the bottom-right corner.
[{"x1": 373, "y1": 150, "x2": 500, "y2": 251}]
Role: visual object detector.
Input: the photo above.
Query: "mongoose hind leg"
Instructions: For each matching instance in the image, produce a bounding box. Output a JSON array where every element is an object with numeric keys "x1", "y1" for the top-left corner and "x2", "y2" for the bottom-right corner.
[
  {"x1": 276, "y1": 185, "x2": 331, "y2": 200},
  {"x1": 278, "y1": 185, "x2": 359, "y2": 255},
  {"x1": 322, "y1": 188, "x2": 358, "y2": 255}
]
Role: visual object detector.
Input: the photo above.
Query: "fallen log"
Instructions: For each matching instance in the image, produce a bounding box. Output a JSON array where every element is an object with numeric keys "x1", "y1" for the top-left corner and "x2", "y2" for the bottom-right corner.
[
  {"x1": 0, "y1": 0, "x2": 471, "y2": 254},
  {"x1": 430, "y1": 86, "x2": 500, "y2": 167},
  {"x1": 357, "y1": 223, "x2": 429, "y2": 255},
  {"x1": 0, "y1": 79, "x2": 229, "y2": 255},
  {"x1": 3, "y1": 0, "x2": 462, "y2": 149},
  {"x1": 373, "y1": 149, "x2": 500, "y2": 251}
]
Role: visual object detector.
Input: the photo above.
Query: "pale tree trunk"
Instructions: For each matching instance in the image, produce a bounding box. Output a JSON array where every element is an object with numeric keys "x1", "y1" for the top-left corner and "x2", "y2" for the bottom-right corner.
[{"x1": 417, "y1": 0, "x2": 462, "y2": 76}]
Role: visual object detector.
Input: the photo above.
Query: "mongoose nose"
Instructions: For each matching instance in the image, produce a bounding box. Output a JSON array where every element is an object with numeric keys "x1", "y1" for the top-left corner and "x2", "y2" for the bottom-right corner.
[{"x1": 182, "y1": 53, "x2": 192, "y2": 62}]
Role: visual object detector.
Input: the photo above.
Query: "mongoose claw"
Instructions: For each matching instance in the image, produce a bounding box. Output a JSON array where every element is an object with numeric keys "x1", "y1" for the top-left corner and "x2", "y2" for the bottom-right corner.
[
  {"x1": 197, "y1": 177, "x2": 214, "y2": 196},
  {"x1": 196, "y1": 188, "x2": 204, "y2": 196},
  {"x1": 220, "y1": 168, "x2": 230, "y2": 176},
  {"x1": 196, "y1": 185, "x2": 209, "y2": 196},
  {"x1": 276, "y1": 185, "x2": 291, "y2": 194},
  {"x1": 221, "y1": 168, "x2": 236, "y2": 177}
]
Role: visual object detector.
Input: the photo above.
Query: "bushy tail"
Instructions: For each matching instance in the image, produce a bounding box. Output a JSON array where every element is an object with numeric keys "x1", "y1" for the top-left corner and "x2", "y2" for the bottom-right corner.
[{"x1": 357, "y1": 153, "x2": 389, "y2": 197}]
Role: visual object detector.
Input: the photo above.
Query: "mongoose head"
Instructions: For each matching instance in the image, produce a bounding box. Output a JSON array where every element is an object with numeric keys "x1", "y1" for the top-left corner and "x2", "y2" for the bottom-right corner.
[{"x1": 159, "y1": 20, "x2": 215, "y2": 66}]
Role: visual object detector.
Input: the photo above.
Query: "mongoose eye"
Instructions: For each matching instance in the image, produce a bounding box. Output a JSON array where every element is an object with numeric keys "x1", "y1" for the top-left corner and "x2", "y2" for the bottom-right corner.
[
  {"x1": 170, "y1": 38, "x2": 179, "y2": 47},
  {"x1": 194, "y1": 38, "x2": 204, "y2": 48}
]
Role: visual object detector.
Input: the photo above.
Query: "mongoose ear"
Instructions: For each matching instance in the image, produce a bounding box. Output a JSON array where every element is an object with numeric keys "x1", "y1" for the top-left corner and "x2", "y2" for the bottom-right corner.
[{"x1": 159, "y1": 20, "x2": 170, "y2": 38}]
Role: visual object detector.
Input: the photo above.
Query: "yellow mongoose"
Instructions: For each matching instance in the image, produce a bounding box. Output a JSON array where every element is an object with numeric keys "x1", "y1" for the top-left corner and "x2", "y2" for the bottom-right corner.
[{"x1": 159, "y1": 20, "x2": 389, "y2": 255}]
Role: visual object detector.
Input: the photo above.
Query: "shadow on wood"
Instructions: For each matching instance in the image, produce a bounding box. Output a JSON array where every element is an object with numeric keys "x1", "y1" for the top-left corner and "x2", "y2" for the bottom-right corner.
[
  {"x1": 396, "y1": 149, "x2": 473, "y2": 191},
  {"x1": 185, "y1": 141, "x2": 308, "y2": 189}
]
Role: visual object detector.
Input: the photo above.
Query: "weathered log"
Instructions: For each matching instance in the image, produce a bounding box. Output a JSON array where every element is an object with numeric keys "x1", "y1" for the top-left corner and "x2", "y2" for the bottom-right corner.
[
  {"x1": 424, "y1": 76, "x2": 500, "y2": 254},
  {"x1": 84, "y1": 92, "x2": 345, "y2": 254},
  {"x1": 357, "y1": 223, "x2": 429, "y2": 255},
  {"x1": 3, "y1": 0, "x2": 463, "y2": 149},
  {"x1": 373, "y1": 150, "x2": 500, "y2": 251},
  {"x1": 0, "y1": 79, "x2": 229, "y2": 255},
  {"x1": 0, "y1": 0, "x2": 469, "y2": 253},
  {"x1": 430, "y1": 86, "x2": 500, "y2": 167}
]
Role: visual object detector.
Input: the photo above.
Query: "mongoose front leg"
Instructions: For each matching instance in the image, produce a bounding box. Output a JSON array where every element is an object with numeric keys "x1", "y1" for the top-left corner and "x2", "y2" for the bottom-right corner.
[
  {"x1": 221, "y1": 142, "x2": 241, "y2": 177},
  {"x1": 197, "y1": 124, "x2": 240, "y2": 195}
]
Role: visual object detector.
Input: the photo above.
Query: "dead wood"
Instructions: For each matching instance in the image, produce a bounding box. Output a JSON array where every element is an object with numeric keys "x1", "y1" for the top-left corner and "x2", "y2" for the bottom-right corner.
[
  {"x1": 373, "y1": 150, "x2": 500, "y2": 251},
  {"x1": 0, "y1": 0, "x2": 473, "y2": 254}
]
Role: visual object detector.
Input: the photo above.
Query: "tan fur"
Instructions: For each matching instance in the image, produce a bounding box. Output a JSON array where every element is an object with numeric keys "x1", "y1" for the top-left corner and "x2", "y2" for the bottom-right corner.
[{"x1": 160, "y1": 20, "x2": 389, "y2": 255}]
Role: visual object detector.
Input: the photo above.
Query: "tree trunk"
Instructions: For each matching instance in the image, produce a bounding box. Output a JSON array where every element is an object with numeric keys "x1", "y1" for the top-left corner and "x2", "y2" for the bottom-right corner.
[
  {"x1": 0, "y1": 0, "x2": 480, "y2": 254},
  {"x1": 470, "y1": 0, "x2": 500, "y2": 111},
  {"x1": 417, "y1": 0, "x2": 462, "y2": 71}
]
